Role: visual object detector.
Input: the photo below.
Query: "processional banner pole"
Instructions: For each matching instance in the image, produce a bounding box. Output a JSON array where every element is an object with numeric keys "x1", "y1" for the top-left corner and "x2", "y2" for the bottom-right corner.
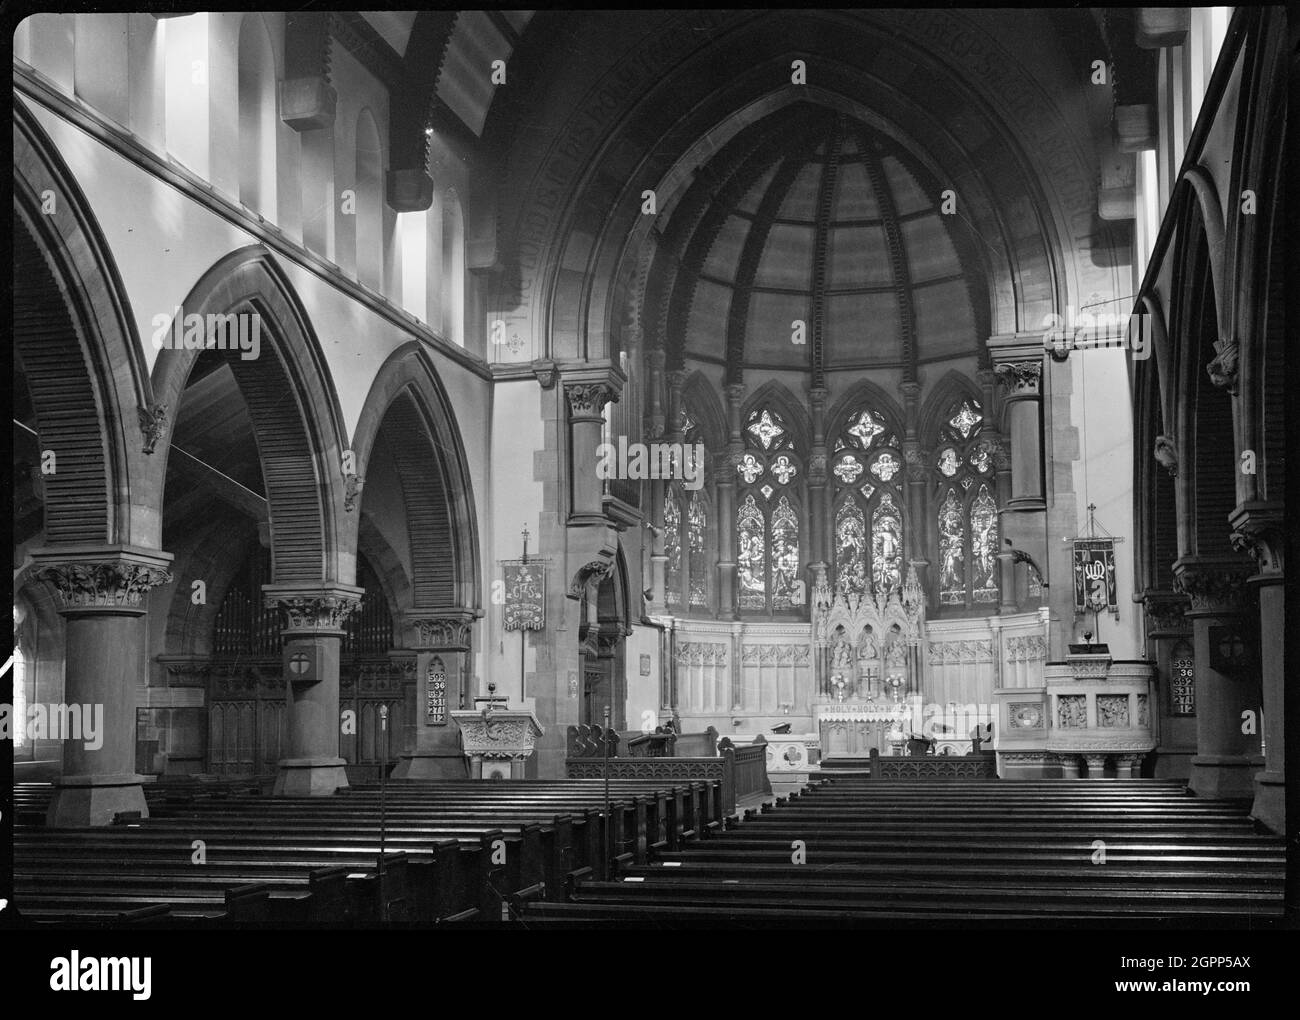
[{"x1": 603, "y1": 704, "x2": 612, "y2": 881}]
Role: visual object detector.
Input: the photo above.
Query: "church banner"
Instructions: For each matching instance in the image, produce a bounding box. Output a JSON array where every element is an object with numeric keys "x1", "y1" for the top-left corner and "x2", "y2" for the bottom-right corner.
[
  {"x1": 1072, "y1": 539, "x2": 1117, "y2": 615},
  {"x1": 503, "y1": 560, "x2": 545, "y2": 631}
]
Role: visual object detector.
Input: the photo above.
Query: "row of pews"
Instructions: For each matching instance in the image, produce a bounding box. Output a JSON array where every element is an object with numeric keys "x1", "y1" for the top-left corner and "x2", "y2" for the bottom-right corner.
[
  {"x1": 11, "y1": 777, "x2": 721, "y2": 927},
  {"x1": 522, "y1": 776, "x2": 1287, "y2": 926}
]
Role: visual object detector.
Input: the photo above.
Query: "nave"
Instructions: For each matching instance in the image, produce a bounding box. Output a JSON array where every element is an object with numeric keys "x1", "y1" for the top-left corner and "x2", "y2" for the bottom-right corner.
[{"x1": 13, "y1": 773, "x2": 1284, "y2": 928}]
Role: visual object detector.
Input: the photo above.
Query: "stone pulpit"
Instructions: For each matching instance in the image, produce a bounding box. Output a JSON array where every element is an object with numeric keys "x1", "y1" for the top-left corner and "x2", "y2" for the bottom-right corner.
[{"x1": 451, "y1": 708, "x2": 544, "y2": 779}]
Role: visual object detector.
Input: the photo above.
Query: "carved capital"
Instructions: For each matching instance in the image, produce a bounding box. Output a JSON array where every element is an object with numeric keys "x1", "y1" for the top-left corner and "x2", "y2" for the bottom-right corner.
[
  {"x1": 993, "y1": 361, "x2": 1042, "y2": 394},
  {"x1": 565, "y1": 382, "x2": 617, "y2": 421},
  {"x1": 406, "y1": 610, "x2": 474, "y2": 650},
  {"x1": 644, "y1": 414, "x2": 666, "y2": 440},
  {"x1": 31, "y1": 547, "x2": 175, "y2": 614},
  {"x1": 1153, "y1": 435, "x2": 1178, "y2": 476},
  {"x1": 1140, "y1": 590, "x2": 1191, "y2": 636},
  {"x1": 1206, "y1": 338, "x2": 1239, "y2": 394},
  {"x1": 723, "y1": 383, "x2": 747, "y2": 406},
  {"x1": 262, "y1": 584, "x2": 364, "y2": 635},
  {"x1": 1228, "y1": 501, "x2": 1285, "y2": 576},
  {"x1": 138, "y1": 403, "x2": 168, "y2": 455},
  {"x1": 645, "y1": 348, "x2": 666, "y2": 371},
  {"x1": 987, "y1": 437, "x2": 1012, "y2": 472},
  {"x1": 567, "y1": 558, "x2": 615, "y2": 600},
  {"x1": 1171, "y1": 559, "x2": 1252, "y2": 615},
  {"x1": 665, "y1": 369, "x2": 689, "y2": 394},
  {"x1": 531, "y1": 359, "x2": 558, "y2": 389}
]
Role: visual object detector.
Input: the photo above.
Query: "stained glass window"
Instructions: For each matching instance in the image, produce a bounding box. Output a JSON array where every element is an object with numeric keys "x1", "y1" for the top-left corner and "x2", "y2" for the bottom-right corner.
[
  {"x1": 871, "y1": 494, "x2": 903, "y2": 594},
  {"x1": 833, "y1": 402, "x2": 905, "y2": 597},
  {"x1": 688, "y1": 491, "x2": 709, "y2": 607},
  {"x1": 737, "y1": 494, "x2": 767, "y2": 610},
  {"x1": 833, "y1": 456, "x2": 863, "y2": 483},
  {"x1": 971, "y1": 484, "x2": 999, "y2": 602},
  {"x1": 770, "y1": 496, "x2": 800, "y2": 609},
  {"x1": 664, "y1": 490, "x2": 681, "y2": 607},
  {"x1": 745, "y1": 408, "x2": 790, "y2": 450},
  {"x1": 870, "y1": 452, "x2": 900, "y2": 481},
  {"x1": 834, "y1": 501, "x2": 868, "y2": 596},
  {"x1": 735, "y1": 405, "x2": 805, "y2": 614},
  {"x1": 933, "y1": 394, "x2": 999, "y2": 608},
  {"x1": 846, "y1": 410, "x2": 886, "y2": 448},
  {"x1": 938, "y1": 489, "x2": 965, "y2": 605}
]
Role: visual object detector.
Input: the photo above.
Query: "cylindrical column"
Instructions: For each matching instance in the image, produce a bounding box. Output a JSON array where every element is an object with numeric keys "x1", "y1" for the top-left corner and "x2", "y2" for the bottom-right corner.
[
  {"x1": 264, "y1": 584, "x2": 363, "y2": 796},
  {"x1": 32, "y1": 547, "x2": 174, "y2": 826},
  {"x1": 1173, "y1": 558, "x2": 1257, "y2": 799},
  {"x1": 1229, "y1": 507, "x2": 1285, "y2": 833},
  {"x1": 994, "y1": 360, "x2": 1044, "y2": 508},
  {"x1": 565, "y1": 381, "x2": 618, "y2": 521}
]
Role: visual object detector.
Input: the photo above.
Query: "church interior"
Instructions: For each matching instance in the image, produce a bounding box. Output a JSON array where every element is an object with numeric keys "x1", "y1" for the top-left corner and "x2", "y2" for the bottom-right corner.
[{"x1": 8, "y1": 8, "x2": 1294, "y2": 931}]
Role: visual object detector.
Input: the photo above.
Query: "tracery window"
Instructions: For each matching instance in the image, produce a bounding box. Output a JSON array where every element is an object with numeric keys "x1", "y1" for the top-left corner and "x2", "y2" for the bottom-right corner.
[
  {"x1": 737, "y1": 406, "x2": 802, "y2": 613},
  {"x1": 832, "y1": 407, "x2": 904, "y2": 596},
  {"x1": 662, "y1": 412, "x2": 710, "y2": 611},
  {"x1": 934, "y1": 396, "x2": 999, "y2": 607}
]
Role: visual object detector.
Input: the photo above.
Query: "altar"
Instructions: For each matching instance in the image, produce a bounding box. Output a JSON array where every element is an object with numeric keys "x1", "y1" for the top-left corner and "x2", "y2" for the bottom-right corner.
[
  {"x1": 817, "y1": 705, "x2": 909, "y2": 757},
  {"x1": 810, "y1": 562, "x2": 926, "y2": 758}
]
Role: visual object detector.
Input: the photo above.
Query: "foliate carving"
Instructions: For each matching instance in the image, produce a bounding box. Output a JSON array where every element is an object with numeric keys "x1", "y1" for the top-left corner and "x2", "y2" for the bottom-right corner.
[
  {"x1": 807, "y1": 452, "x2": 828, "y2": 485},
  {"x1": 568, "y1": 558, "x2": 615, "y2": 599},
  {"x1": 532, "y1": 359, "x2": 558, "y2": 389},
  {"x1": 1153, "y1": 435, "x2": 1178, "y2": 476},
  {"x1": 676, "y1": 641, "x2": 727, "y2": 666},
  {"x1": 902, "y1": 444, "x2": 930, "y2": 483},
  {"x1": 266, "y1": 592, "x2": 362, "y2": 632},
  {"x1": 410, "y1": 616, "x2": 472, "y2": 650},
  {"x1": 343, "y1": 474, "x2": 364, "y2": 513},
  {"x1": 1136, "y1": 694, "x2": 1149, "y2": 728},
  {"x1": 993, "y1": 361, "x2": 1042, "y2": 394},
  {"x1": 1141, "y1": 591, "x2": 1190, "y2": 635},
  {"x1": 138, "y1": 404, "x2": 168, "y2": 455},
  {"x1": 740, "y1": 643, "x2": 810, "y2": 666},
  {"x1": 34, "y1": 559, "x2": 174, "y2": 611},
  {"x1": 928, "y1": 639, "x2": 994, "y2": 664},
  {"x1": 1172, "y1": 562, "x2": 1251, "y2": 614},
  {"x1": 1005, "y1": 635, "x2": 1048, "y2": 662},
  {"x1": 1206, "y1": 338, "x2": 1239, "y2": 393},
  {"x1": 565, "y1": 383, "x2": 617, "y2": 420},
  {"x1": 1228, "y1": 504, "x2": 1285, "y2": 575}
]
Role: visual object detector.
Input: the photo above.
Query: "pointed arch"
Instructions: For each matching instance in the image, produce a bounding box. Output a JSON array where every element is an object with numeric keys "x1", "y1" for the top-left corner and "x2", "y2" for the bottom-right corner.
[
  {"x1": 14, "y1": 97, "x2": 154, "y2": 548},
  {"x1": 917, "y1": 369, "x2": 986, "y2": 444},
  {"x1": 678, "y1": 372, "x2": 727, "y2": 453},
  {"x1": 350, "y1": 342, "x2": 482, "y2": 613},
  {"x1": 151, "y1": 245, "x2": 350, "y2": 584},
  {"x1": 740, "y1": 379, "x2": 812, "y2": 452},
  {"x1": 825, "y1": 379, "x2": 907, "y2": 441}
]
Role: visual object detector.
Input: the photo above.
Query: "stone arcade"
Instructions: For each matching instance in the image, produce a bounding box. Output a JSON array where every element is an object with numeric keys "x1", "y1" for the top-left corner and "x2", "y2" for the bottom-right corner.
[{"x1": 9, "y1": 7, "x2": 1291, "y2": 925}]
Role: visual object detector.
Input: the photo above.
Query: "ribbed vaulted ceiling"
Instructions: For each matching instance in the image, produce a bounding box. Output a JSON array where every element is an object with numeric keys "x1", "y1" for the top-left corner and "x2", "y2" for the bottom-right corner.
[{"x1": 667, "y1": 103, "x2": 986, "y2": 375}]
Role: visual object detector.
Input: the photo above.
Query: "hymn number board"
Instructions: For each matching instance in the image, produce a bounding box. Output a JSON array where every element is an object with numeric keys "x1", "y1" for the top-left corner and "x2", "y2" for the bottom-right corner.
[
  {"x1": 426, "y1": 657, "x2": 447, "y2": 726},
  {"x1": 1170, "y1": 647, "x2": 1195, "y2": 716}
]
